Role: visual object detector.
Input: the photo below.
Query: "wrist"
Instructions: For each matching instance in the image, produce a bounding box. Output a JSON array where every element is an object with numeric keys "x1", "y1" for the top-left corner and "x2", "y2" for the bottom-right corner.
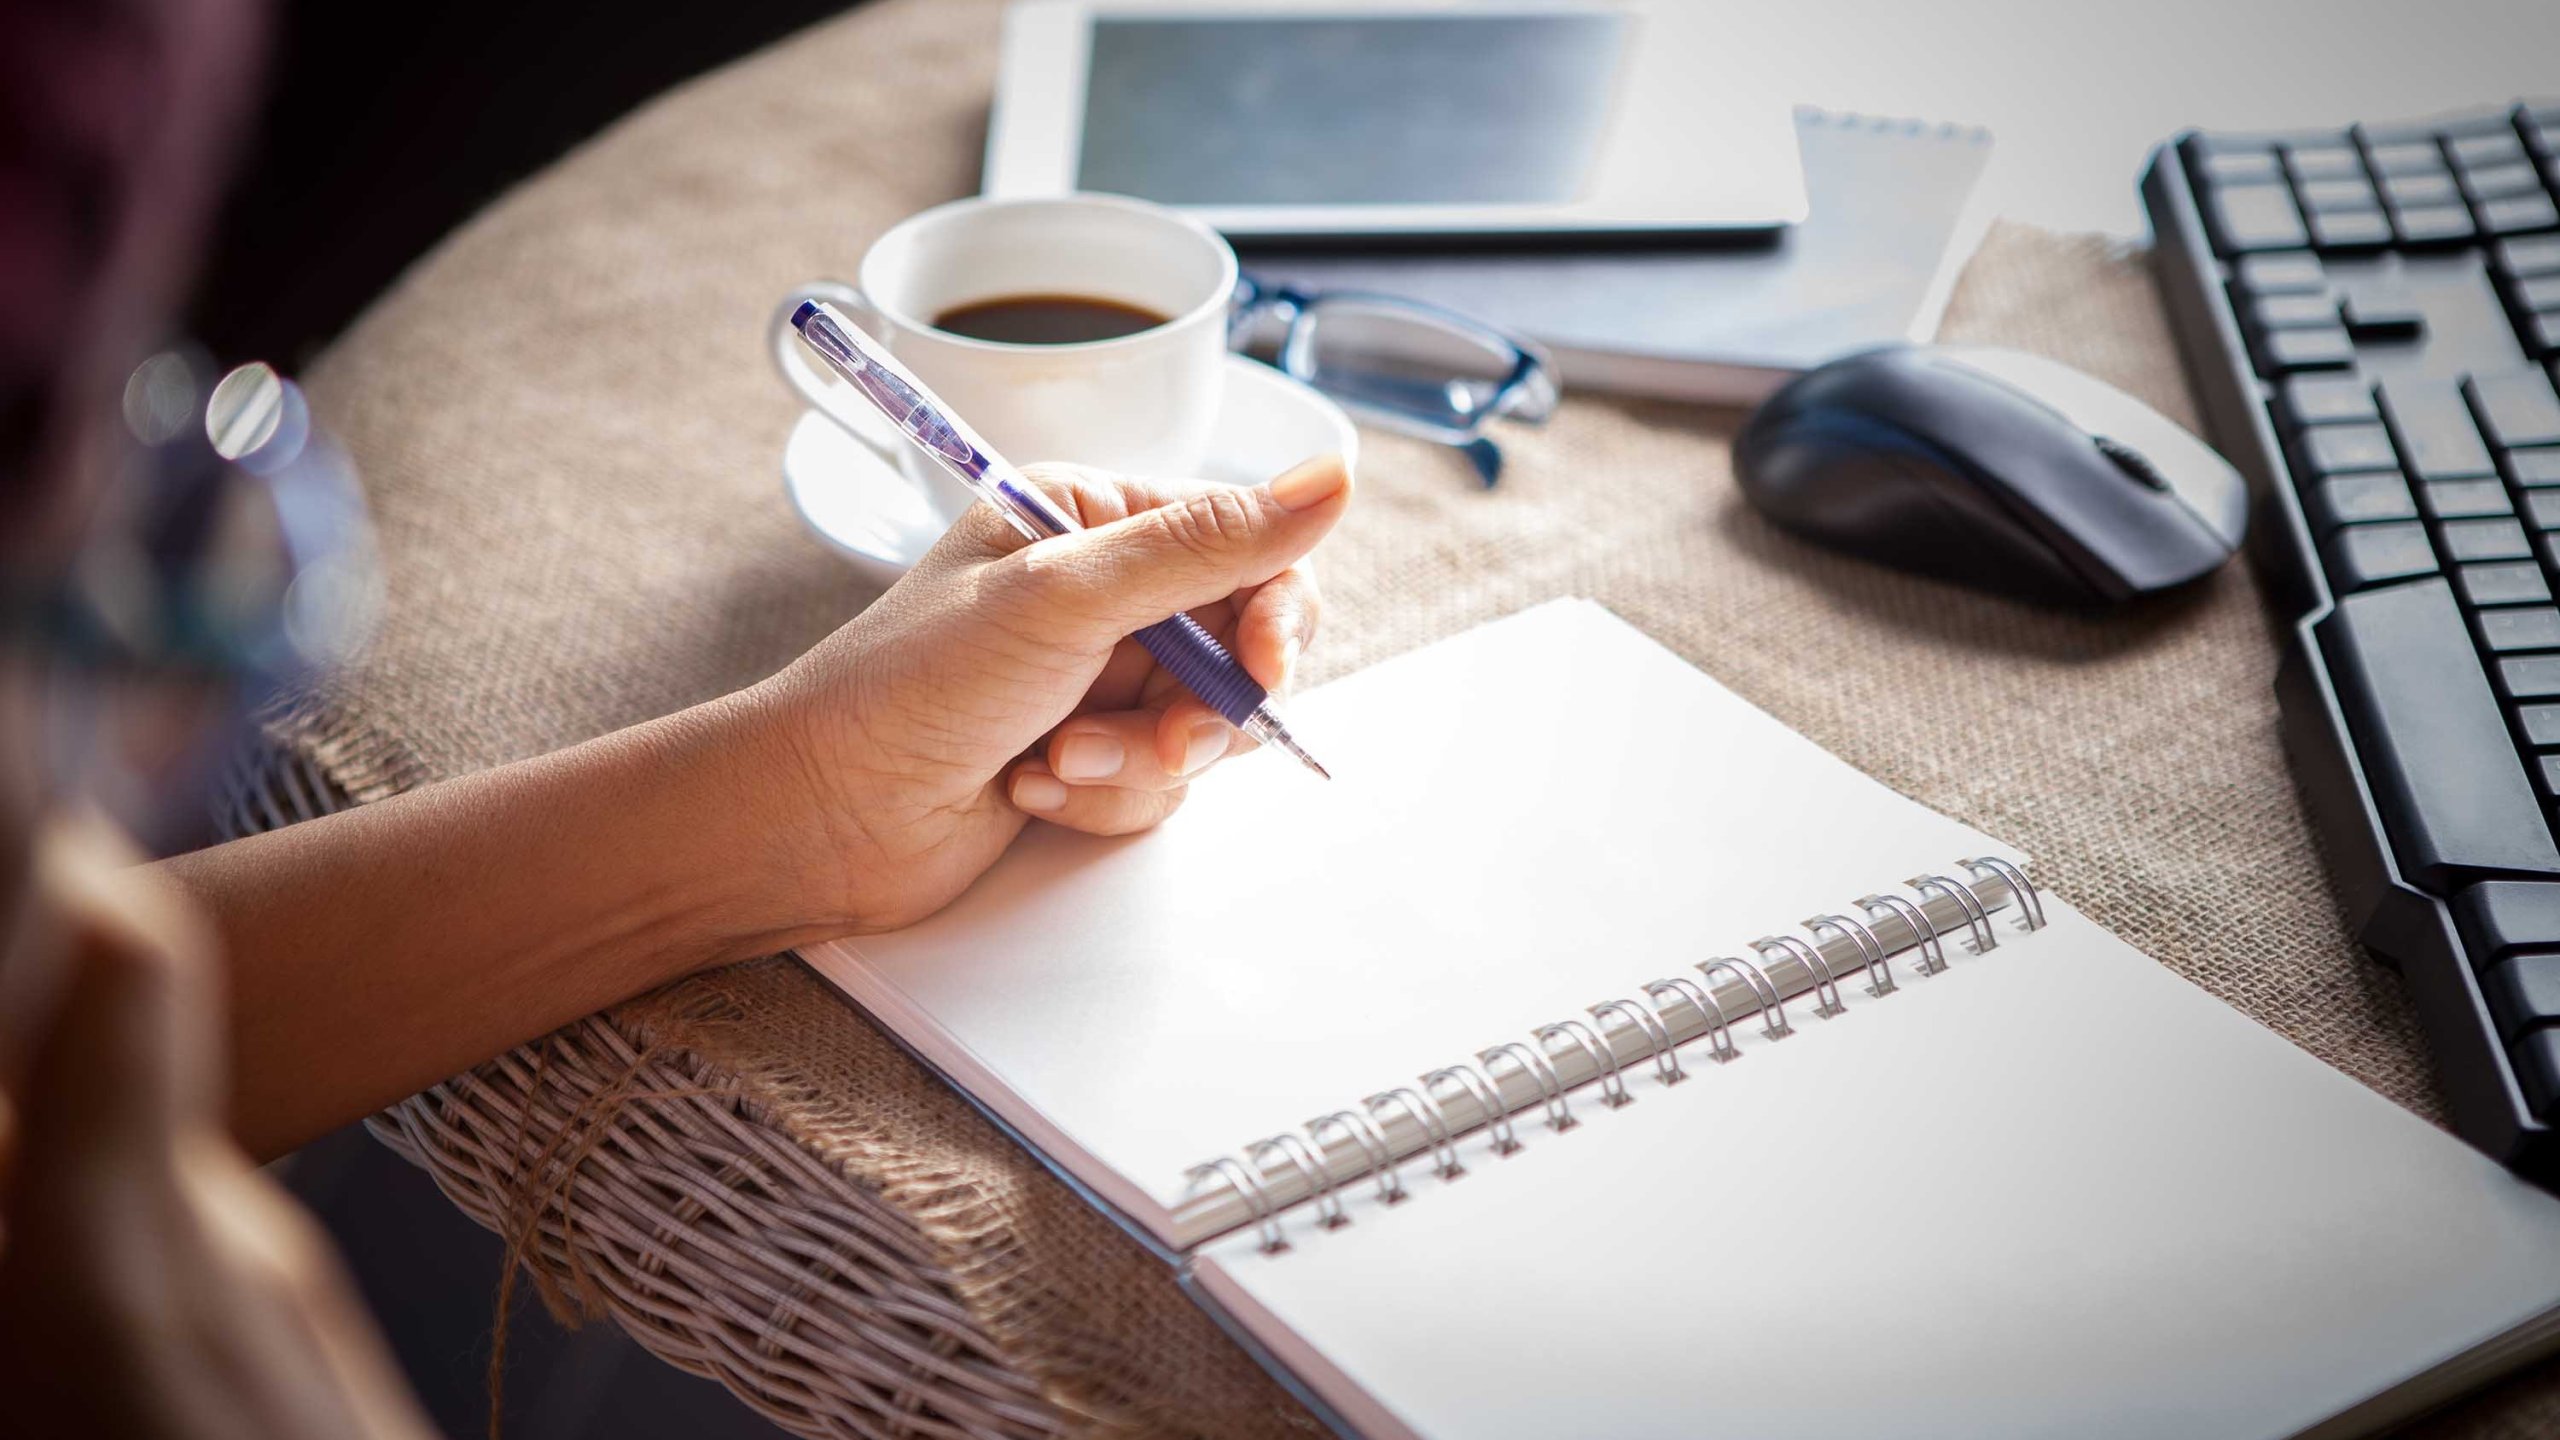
[{"x1": 647, "y1": 680, "x2": 865, "y2": 963}]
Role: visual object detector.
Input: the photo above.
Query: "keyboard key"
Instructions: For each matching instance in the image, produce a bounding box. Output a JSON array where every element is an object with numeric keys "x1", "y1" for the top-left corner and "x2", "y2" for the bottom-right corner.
[
  {"x1": 2330, "y1": 581, "x2": 2560, "y2": 885},
  {"x1": 2444, "y1": 518, "x2": 2533, "y2": 562},
  {"x1": 2394, "y1": 204, "x2": 2477, "y2": 245},
  {"x1": 2505, "y1": 655, "x2": 2560, "y2": 696},
  {"x1": 2338, "y1": 292, "x2": 2425, "y2": 339},
  {"x1": 2484, "y1": 193, "x2": 2560, "y2": 236},
  {"x1": 2302, "y1": 177, "x2": 2380, "y2": 210},
  {"x1": 2454, "y1": 132, "x2": 2532, "y2": 170},
  {"x1": 2485, "y1": 954, "x2": 2560, "y2": 1039},
  {"x1": 2251, "y1": 292, "x2": 2337, "y2": 329},
  {"x1": 2482, "y1": 608, "x2": 2560, "y2": 652},
  {"x1": 2499, "y1": 236, "x2": 2560, "y2": 277},
  {"x1": 2456, "y1": 882, "x2": 2560, "y2": 961},
  {"x1": 2526, "y1": 490, "x2": 2560, "y2": 527},
  {"x1": 2383, "y1": 378, "x2": 2499, "y2": 480},
  {"x1": 2208, "y1": 183, "x2": 2309, "y2": 253},
  {"x1": 2424, "y1": 479, "x2": 2515, "y2": 518},
  {"x1": 2521, "y1": 1032, "x2": 2560, "y2": 1120},
  {"x1": 2532, "y1": 313, "x2": 2560, "y2": 357},
  {"x1": 2282, "y1": 374, "x2": 2377, "y2": 427},
  {"x1": 2310, "y1": 207, "x2": 2395, "y2": 250},
  {"x1": 2473, "y1": 370, "x2": 2560, "y2": 449},
  {"x1": 2256, "y1": 325, "x2": 2355, "y2": 373},
  {"x1": 2519, "y1": 1031, "x2": 2560, "y2": 1120},
  {"x1": 2461, "y1": 562, "x2": 2551, "y2": 606},
  {"x1": 2462, "y1": 162, "x2": 2546, "y2": 200},
  {"x1": 2517, "y1": 274, "x2": 2560, "y2": 311},
  {"x1": 2327, "y1": 521, "x2": 2438, "y2": 586},
  {"x1": 2383, "y1": 170, "x2": 2461, "y2": 206},
  {"x1": 2369, "y1": 142, "x2": 2445, "y2": 175},
  {"x1": 2308, "y1": 472, "x2": 2416, "y2": 528},
  {"x1": 2199, "y1": 149, "x2": 2282, "y2": 184},
  {"x1": 2522, "y1": 704, "x2": 2560, "y2": 744},
  {"x1": 2237, "y1": 251, "x2": 2327, "y2": 294},
  {"x1": 2302, "y1": 423, "x2": 2399, "y2": 475},
  {"x1": 2517, "y1": 449, "x2": 2560, "y2": 487},
  {"x1": 2287, "y1": 145, "x2": 2366, "y2": 181}
]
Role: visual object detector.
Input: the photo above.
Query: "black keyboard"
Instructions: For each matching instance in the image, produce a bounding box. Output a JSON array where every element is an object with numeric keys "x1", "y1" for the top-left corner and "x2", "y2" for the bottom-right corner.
[{"x1": 2144, "y1": 101, "x2": 2560, "y2": 1180}]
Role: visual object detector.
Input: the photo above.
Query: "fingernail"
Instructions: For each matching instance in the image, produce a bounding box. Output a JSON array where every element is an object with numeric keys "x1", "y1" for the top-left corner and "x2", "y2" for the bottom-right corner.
[
  {"x1": 1013, "y1": 770, "x2": 1067, "y2": 812},
  {"x1": 1056, "y1": 732, "x2": 1124, "y2": 782},
  {"x1": 1181, "y1": 720, "x2": 1227, "y2": 776},
  {"x1": 1279, "y1": 636, "x2": 1303, "y2": 691},
  {"x1": 1267, "y1": 455, "x2": 1347, "y2": 512}
]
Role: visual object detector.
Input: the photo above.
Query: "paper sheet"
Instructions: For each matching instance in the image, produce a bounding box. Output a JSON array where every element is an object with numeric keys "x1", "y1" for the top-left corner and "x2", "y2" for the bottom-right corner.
[
  {"x1": 1193, "y1": 900, "x2": 2560, "y2": 1440},
  {"x1": 806, "y1": 600, "x2": 2009, "y2": 1245}
]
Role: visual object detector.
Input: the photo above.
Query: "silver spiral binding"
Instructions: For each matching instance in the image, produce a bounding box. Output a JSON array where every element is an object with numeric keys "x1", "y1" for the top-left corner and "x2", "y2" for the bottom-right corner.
[
  {"x1": 1184, "y1": 859, "x2": 2046, "y2": 1254},
  {"x1": 1190, "y1": 1154, "x2": 1288, "y2": 1253},
  {"x1": 1963, "y1": 855, "x2": 2046, "y2": 931},
  {"x1": 1536, "y1": 1018, "x2": 1632, "y2": 1108},
  {"x1": 1250, "y1": 1133, "x2": 1348, "y2": 1231},
  {"x1": 1909, "y1": 872, "x2": 1997, "y2": 953},
  {"x1": 1310, "y1": 1108, "x2": 1405, "y2": 1205},
  {"x1": 1700, "y1": 955, "x2": 1791, "y2": 1038},
  {"x1": 1425, "y1": 1063, "x2": 1520, "y2": 1156},
  {"x1": 1481, "y1": 1041, "x2": 1576, "y2": 1131},
  {"x1": 1644, "y1": 977, "x2": 1739, "y2": 1063},
  {"x1": 1755, "y1": 933, "x2": 1844, "y2": 1018},
  {"x1": 1860, "y1": 891, "x2": 1946, "y2": 975},
  {"x1": 1589, "y1": 998, "x2": 1684, "y2": 1085},
  {"x1": 1806, "y1": 912, "x2": 1896, "y2": 997},
  {"x1": 1366, "y1": 1086, "x2": 1464, "y2": 1180}
]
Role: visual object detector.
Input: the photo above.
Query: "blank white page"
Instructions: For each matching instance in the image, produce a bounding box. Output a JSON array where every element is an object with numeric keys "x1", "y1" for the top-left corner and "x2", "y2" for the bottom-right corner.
[
  {"x1": 1193, "y1": 899, "x2": 2560, "y2": 1440},
  {"x1": 805, "y1": 599, "x2": 2005, "y2": 1246}
]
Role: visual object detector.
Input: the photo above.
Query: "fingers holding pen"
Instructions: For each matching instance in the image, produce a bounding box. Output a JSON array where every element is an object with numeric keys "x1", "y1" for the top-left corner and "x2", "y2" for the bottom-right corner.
[
  {"x1": 1233, "y1": 562, "x2": 1318, "y2": 694},
  {"x1": 1007, "y1": 760, "x2": 1187, "y2": 836},
  {"x1": 1040, "y1": 706, "x2": 1234, "y2": 792}
]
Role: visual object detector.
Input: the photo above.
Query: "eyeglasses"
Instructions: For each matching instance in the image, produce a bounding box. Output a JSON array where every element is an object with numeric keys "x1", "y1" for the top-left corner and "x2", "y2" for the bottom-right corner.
[
  {"x1": 8, "y1": 351, "x2": 378, "y2": 851},
  {"x1": 1228, "y1": 275, "x2": 1558, "y2": 487}
]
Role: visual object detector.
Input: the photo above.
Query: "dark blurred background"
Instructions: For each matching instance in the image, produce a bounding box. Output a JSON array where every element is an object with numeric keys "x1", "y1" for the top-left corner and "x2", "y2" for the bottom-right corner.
[
  {"x1": 191, "y1": 0, "x2": 860, "y2": 369},
  {"x1": 223, "y1": 3, "x2": 861, "y2": 1435}
]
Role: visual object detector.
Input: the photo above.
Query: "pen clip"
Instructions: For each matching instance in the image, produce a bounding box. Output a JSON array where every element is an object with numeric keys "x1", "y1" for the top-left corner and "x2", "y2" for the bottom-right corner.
[{"x1": 790, "y1": 302, "x2": 981, "y2": 475}]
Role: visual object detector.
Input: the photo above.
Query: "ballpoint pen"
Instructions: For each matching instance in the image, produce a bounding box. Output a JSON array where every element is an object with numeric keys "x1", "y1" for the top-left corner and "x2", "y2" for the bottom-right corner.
[{"x1": 789, "y1": 299, "x2": 1330, "y2": 779}]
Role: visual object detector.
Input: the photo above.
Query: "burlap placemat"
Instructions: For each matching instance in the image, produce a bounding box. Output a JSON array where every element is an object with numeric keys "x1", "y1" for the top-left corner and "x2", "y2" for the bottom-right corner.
[{"x1": 284, "y1": 0, "x2": 2560, "y2": 1432}]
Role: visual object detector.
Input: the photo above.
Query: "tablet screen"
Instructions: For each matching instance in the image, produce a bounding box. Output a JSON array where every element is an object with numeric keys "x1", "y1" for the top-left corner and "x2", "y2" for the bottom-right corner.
[{"x1": 1076, "y1": 14, "x2": 1630, "y2": 207}]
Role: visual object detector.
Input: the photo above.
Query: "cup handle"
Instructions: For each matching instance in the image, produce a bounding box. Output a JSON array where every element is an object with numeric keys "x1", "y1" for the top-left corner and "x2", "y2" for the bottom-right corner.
[{"x1": 770, "y1": 280, "x2": 905, "y2": 459}]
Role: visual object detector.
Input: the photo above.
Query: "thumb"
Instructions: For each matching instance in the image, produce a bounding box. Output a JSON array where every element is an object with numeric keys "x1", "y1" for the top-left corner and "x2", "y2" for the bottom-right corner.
[{"x1": 1012, "y1": 455, "x2": 1351, "y2": 638}]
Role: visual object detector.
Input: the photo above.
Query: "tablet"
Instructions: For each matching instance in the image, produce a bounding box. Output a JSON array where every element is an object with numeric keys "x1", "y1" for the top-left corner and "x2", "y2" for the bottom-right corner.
[{"x1": 984, "y1": 2, "x2": 1808, "y2": 240}]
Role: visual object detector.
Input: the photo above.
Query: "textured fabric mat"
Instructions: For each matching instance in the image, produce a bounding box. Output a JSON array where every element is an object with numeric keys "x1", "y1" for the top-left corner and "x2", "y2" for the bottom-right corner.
[{"x1": 282, "y1": 0, "x2": 2560, "y2": 1432}]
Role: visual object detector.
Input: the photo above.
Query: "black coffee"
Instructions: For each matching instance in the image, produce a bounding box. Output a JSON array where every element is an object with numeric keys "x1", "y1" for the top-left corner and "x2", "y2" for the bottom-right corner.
[{"x1": 933, "y1": 293, "x2": 1170, "y2": 345}]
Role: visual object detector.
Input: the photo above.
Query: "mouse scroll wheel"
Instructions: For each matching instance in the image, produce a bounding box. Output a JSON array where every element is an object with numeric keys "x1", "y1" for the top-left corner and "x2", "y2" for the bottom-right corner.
[{"x1": 2094, "y1": 435, "x2": 2171, "y2": 491}]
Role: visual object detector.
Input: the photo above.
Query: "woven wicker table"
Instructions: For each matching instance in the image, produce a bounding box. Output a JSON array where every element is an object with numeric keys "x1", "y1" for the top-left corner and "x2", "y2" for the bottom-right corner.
[{"x1": 267, "y1": 1, "x2": 2560, "y2": 1436}]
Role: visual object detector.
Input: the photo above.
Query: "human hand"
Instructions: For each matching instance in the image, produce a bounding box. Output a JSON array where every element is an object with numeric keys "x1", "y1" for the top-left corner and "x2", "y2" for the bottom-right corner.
[
  {"x1": 757, "y1": 455, "x2": 1351, "y2": 934},
  {"x1": 0, "y1": 816, "x2": 436, "y2": 1440}
]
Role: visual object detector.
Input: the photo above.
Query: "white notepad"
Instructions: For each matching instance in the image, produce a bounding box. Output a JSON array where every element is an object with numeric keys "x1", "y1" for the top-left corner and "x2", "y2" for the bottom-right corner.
[{"x1": 804, "y1": 600, "x2": 2560, "y2": 1437}]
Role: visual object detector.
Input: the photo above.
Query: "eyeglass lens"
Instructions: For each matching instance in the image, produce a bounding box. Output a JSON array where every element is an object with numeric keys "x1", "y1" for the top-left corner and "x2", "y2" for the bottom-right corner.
[{"x1": 1291, "y1": 299, "x2": 1525, "y2": 439}]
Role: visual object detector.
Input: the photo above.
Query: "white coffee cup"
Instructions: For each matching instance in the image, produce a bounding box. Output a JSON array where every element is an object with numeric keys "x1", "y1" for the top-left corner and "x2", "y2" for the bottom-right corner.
[{"x1": 770, "y1": 193, "x2": 1240, "y2": 524}]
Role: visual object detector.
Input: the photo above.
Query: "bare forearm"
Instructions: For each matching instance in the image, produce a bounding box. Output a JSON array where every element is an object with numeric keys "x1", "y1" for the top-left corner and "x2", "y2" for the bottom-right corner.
[{"x1": 155, "y1": 688, "x2": 844, "y2": 1160}]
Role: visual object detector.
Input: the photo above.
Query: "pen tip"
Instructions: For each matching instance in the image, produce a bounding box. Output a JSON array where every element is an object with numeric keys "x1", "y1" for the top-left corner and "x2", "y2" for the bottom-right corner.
[
  {"x1": 1274, "y1": 733, "x2": 1330, "y2": 780},
  {"x1": 1246, "y1": 708, "x2": 1330, "y2": 779}
]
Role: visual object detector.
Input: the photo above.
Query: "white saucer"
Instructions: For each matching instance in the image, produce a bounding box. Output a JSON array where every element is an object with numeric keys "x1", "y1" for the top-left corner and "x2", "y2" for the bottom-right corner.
[{"x1": 785, "y1": 353, "x2": 1359, "y2": 587}]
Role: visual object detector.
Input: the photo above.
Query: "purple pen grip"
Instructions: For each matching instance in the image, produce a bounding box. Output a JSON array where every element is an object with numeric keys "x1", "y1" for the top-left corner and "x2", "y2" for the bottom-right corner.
[{"x1": 1136, "y1": 613, "x2": 1266, "y2": 727}]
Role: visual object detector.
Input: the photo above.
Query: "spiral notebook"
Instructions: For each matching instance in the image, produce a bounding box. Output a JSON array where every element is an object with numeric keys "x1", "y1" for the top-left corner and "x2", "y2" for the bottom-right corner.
[{"x1": 803, "y1": 600, "x2": 2560, "y2": 1438}]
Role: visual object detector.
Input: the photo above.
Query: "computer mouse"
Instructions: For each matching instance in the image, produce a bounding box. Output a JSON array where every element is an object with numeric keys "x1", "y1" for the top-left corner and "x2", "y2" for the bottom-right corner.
[{"x1": 1734, "y1": 344, "x2": 2249, "y2": 607}]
